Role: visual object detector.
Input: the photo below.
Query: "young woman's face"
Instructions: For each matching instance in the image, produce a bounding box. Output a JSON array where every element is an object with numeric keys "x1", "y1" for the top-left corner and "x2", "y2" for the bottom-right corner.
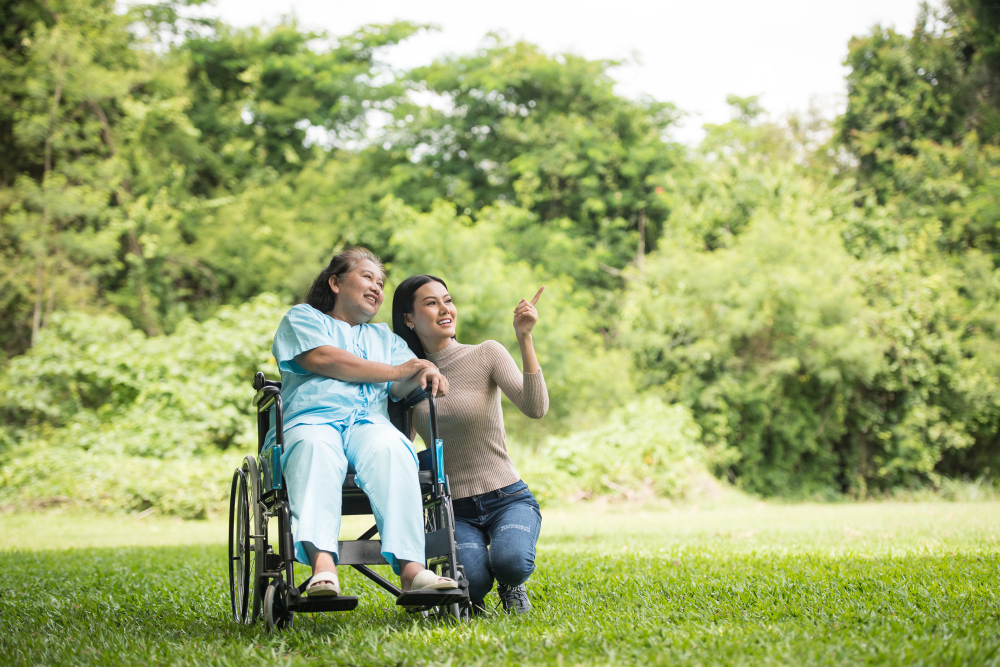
[
  {"x1": 406, "y1": 281, "x2": 457, "y2": 342},
  {"x1": 328, "y1": 258, "x2": 385, "y2": 324}
]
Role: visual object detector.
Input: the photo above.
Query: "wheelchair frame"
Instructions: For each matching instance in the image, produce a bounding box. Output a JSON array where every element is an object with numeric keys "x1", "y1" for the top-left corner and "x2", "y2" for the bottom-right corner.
[{"x1": 228, "y1": 371, "x2": 470, "y2": 630}]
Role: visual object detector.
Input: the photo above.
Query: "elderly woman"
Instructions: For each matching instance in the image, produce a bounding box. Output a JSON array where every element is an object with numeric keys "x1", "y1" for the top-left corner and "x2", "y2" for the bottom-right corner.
[
  {"x1": 390, "y1": 275, "x2": 548, "y2": 614},
  {"x1": 268, "y1": 247, "x2": 457, "y2": 597}
]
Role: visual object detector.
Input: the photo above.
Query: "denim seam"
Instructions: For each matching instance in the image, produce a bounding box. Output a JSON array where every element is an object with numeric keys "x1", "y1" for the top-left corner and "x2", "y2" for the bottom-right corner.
[{"x1": 496, "y1": 488, "x2": 528, "y2": 499}]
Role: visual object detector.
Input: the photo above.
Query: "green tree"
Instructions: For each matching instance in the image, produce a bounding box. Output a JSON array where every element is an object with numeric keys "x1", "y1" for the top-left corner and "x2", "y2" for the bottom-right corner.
[
  {"x1": 838, "y1": 3, "x2": 1000, "y2": 259},
  {"x1": 0, "y1": 2, "x2": 424, "y2": 351},
  {"x1": 623, "y1": 168, "x2": 881, "y2": 495},
  {"x1": 0, "y1": 0, "x2": 147, "y2": 354},
  {"x1": 181, "y1": 21, "x2": 421, "y2": 188},
  {"x1": 383, "y1": 39, "x2": 681, "y2": 283}
]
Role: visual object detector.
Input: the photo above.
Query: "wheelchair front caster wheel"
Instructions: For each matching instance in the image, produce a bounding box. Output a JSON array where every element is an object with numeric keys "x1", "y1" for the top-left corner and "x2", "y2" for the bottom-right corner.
[{"x1": 263, "y1": 582, "x2": 294, "y2": 632}]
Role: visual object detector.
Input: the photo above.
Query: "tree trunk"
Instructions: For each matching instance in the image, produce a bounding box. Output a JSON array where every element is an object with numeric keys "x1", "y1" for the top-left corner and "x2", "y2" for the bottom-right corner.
[
  {"x1": 637, "y1": 206, "x2": 646, "y2": 272},
  {"x1": 128, "y1": 229, "x2": 159, "y2": 336},
  {"x1": 31, "y1": 260, "x2": 45, "y2": 347},
  {"x1": 31, "y1": 64, "x2": 63, "y2": 348}
]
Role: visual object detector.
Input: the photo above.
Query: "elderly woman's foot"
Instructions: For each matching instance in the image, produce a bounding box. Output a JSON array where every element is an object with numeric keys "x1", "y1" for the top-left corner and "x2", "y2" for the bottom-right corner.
[
  {"x1": 306, "y1": 570, "x2": 341, "y2": 597},
  {"x1": 399, "y1": 561, "x2": 457, "y2": 592},
  {"x1": 305, "y1": 548, "x2": 340, "y2": 596},
  {"x1": 408, "y1": 569, "x2": 459, "y2": 591}
]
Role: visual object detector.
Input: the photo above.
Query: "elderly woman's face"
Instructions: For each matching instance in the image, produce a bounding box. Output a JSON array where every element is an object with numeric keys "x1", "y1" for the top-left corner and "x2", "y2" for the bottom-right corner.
[{"x1": 328, "y1": 258, "x2": 385, "y2": 323}]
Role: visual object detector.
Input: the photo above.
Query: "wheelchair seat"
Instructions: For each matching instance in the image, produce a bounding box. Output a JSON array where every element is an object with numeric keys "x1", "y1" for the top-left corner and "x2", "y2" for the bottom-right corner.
[{"x1": 341, "y1": 470, "x2": 435, "y2": 515}]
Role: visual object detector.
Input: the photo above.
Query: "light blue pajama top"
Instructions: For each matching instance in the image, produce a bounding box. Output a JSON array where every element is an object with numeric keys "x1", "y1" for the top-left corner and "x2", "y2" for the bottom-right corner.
[{"x1": 265, "y1": 303, "x2": 416, "y2": 444}]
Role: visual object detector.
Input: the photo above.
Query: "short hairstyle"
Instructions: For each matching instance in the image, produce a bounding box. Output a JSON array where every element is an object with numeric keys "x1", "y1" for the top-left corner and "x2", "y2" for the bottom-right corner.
[{"x1": 305, "y1": 247, "x2": 385, "y2": 313}]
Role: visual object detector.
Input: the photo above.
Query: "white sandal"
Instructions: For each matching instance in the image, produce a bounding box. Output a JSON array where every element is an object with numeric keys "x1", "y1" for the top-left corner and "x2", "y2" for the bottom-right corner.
[
  {"x1": 409, "y1": 569, "x2": 458, "y2": 591},
  {"x1": 305, "y1": 570, "x2": 341, "y2": 597}
]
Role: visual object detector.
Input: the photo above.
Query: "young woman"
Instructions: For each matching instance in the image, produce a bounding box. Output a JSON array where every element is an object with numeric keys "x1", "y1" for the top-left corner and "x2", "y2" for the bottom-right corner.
[
  {"x1": 391, "y1": 275, "x2": 548, "y2": 614},
  {"x1": 268, "y1": 248, "x2": 457, "y2": 597}
]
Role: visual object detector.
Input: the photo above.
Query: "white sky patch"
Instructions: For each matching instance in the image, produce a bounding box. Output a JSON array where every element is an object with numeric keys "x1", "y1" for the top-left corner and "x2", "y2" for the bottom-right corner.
[{"x1": 183, "y1": 0, "x2": 929, "y2": 145}]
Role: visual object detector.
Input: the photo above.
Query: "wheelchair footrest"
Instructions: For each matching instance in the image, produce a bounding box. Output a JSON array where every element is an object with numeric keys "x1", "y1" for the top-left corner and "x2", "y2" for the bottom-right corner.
[
  {"x1": 396, "y1": 588, "x2": 468, "y2": 609},
  {"x1": 289, "y1": 595, "x2": 359, "y2": 613}
]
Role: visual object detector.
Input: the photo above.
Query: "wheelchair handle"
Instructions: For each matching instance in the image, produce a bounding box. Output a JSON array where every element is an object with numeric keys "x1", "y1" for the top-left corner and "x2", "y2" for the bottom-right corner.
[
  {"x1": 403, "y1": 387, "x2": 438, "y2": 443},
  {"x1": 404, "y1": 387, "x2": 445, "y2": 489},
  {"x1": 253, "y1": 371, "x2": 281, "y2": 392},
  {"x1": 428, "y1": 395, "x2": 438, "y2": 444}
]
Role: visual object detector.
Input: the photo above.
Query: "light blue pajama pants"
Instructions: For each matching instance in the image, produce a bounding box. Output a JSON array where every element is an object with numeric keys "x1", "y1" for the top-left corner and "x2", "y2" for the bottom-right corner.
[{"x1": 280, "y1": 421, "x2": 425, "y2": 574}]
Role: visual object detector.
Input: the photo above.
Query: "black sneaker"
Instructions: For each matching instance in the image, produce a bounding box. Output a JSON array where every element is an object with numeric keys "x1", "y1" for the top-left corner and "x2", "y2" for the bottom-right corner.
[{"x1": 496, "y1": 583, "x2": 531, "y2": 614}]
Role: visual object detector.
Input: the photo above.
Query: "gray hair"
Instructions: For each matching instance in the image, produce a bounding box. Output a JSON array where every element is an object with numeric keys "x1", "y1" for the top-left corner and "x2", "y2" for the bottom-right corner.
[{"x1": 305, "y1": 247, "x2": 385, "y2": 312}]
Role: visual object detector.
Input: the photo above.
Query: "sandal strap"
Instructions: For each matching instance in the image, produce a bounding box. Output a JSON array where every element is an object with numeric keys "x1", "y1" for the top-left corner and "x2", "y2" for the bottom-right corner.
[
  {"x1": 411, "y1": 570, "x2": 456, "y2": 590},
  {"x1": 308, "y1": 571, "x2": 339, "y2": 587}
]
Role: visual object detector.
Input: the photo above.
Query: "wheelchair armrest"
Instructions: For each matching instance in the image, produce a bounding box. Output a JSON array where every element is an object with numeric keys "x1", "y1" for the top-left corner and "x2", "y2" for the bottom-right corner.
[
  {"x1": 253, "y1": 385, "x2": 280, "y2": 409},
  {"x1": 252, "y1": 371, "x2": 281, "y2": 391},
  {"x1": 403, "y1": 387, "x2": 429, "y2": 410}
]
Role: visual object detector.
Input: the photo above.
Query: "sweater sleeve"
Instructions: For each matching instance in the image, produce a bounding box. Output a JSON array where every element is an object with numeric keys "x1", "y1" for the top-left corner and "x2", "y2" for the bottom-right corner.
[{"x1": 481, "y1": 340, "x2": 549, "y2": 419}]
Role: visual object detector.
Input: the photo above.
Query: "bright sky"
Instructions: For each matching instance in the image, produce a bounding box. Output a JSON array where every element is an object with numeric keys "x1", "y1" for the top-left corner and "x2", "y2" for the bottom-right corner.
[{"x1": 206, "y1": 0, "x2": 925, "y2": 144}]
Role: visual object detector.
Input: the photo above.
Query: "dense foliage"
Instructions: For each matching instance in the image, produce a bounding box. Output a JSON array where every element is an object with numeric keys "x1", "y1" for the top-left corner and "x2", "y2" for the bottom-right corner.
[{"x1": 1, "y1": 0, "x2": 999, "y2": 510}]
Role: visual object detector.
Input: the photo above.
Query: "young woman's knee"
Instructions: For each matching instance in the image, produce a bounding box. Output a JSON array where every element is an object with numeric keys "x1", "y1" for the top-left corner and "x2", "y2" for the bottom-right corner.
[
  {"x1": 460, "y1": 556, "x2": 494, "y2": 602},
  {"x1": 490, "y1": 545, "x2": 536, "y2": 586}
]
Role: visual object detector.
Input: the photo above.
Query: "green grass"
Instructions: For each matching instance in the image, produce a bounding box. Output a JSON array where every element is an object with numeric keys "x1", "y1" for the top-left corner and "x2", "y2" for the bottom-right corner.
[{"x1": 1, "y1": 501, "x2": 998, "y2": 666}]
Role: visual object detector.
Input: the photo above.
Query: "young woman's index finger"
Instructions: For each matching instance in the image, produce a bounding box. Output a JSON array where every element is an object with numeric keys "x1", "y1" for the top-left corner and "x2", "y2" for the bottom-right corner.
[{"x1": 530, "y1": 286, "x2": 545, "y2": 306}]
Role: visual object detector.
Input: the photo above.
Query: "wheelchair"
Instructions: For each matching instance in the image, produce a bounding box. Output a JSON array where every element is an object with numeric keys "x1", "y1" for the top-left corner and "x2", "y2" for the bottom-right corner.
[{"x1": 228, "y1": 371, "x2": 470, "y2": 630}]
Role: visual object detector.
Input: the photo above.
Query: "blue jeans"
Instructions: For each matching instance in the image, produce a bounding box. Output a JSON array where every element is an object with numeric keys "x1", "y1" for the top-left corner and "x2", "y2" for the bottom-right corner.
[{"x1": 452, "y1": 480, "x2": 542, "y2": 604}]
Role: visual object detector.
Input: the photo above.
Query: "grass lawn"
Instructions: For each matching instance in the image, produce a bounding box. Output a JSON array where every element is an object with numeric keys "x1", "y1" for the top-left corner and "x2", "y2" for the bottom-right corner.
[{"x1": 1, "y1": 500, "x2": 998, "y2": 666}]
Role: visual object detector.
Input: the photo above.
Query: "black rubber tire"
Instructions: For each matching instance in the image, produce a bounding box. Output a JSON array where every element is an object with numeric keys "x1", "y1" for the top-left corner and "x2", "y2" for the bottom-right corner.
[
  {"x1": 242, "y1": 455, "x2": 265, "y2": 625},
  {"x1": 263, "y1": 582, "x2": 294, "y2": 632},
  {"x1": 228, "y1": 468, "x2": 251, "y2": 624}
]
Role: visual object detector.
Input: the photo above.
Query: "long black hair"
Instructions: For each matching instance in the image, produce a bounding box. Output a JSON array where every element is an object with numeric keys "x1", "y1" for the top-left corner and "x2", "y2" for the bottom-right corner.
[
  {"x1": 305, "y1": 247, "x2": 384, "y2": 313},
  {"x1": 388, "y1": 274, "x2": 450, "y2": 434},
  {"x1": 391, "y1": 274, "x2": 449, "y2": 359}
]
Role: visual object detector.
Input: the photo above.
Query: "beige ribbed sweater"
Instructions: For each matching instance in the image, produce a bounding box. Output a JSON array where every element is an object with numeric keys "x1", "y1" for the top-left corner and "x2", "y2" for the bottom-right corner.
[{"x1": 411, "y1": 339, "x2": 549, "y2": 499}]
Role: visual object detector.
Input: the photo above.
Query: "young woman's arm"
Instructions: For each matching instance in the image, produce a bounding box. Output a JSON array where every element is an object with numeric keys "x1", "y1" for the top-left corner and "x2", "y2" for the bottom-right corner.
[
  {"x1": 296, "y1": 347, "x2": 448, "y2": 396},
  {"x1": 513, "y1": 287, "x2": 543, "y2": 374},
  {"x1": 517, "y1": 334, "x2": 540, "y2": 374},
  {"x1": 483, "y1": 341, "x2": 549, "y2": 419}
]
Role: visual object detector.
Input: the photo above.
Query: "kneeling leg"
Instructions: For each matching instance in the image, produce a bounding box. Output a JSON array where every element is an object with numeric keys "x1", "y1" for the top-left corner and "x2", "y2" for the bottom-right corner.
[
  {"x1": 455, "y1": 518, "x2": 492, "y2": 605},
  {"x1": 488, "y1": 500, "x2": 542, "y2": 588}
]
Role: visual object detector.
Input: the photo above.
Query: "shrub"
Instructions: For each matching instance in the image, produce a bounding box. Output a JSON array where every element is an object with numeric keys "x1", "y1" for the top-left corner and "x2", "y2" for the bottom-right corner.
[
  {"x1": 0, "y1": 295, "x2": 285, "y2": 516},
  {"x1": 517, "y1": 397, "x2": 709, "y2": 504}
]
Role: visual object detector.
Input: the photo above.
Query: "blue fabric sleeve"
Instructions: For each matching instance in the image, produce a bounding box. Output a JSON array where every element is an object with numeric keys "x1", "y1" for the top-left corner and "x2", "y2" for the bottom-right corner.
[
  {"x1": 272, "y1": 305, "x2": 343, "y2": 375},
  {"x1": 386, "y1": 331, "x2": 417, "y2": 400},
  {"x1": 390, "y1": 332, "x2": 418, "y2": 365}
]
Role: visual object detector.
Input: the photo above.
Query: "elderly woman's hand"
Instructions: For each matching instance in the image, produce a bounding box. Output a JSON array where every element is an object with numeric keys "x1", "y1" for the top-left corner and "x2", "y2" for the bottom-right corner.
[
  {"x1": 416, "y1": 367, "x2": 449, "y2": 397},
  {"x1": 513, "y1": 287, "x2": 544, "y2": 340},
  {"x1": 394, "y1": 358, "x2": 437, "y2": 381}
]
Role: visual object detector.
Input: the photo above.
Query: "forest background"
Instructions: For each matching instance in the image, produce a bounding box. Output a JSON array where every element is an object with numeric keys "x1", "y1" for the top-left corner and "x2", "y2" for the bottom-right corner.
[{"x1": 2, "y1": 0, "x2": 999, "y2": 518}]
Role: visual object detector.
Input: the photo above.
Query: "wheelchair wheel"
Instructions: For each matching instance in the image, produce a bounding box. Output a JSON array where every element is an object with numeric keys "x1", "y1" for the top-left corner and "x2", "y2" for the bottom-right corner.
[
  {"x1": 263, "y1": 581, "x2": 294, "y2": 632},
  {"x1": 241, "y1": 455, "x2": 265, "y2": 625},
  {"x1": 228, "y1": 467, "x2": 252, "y2": 624}
]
